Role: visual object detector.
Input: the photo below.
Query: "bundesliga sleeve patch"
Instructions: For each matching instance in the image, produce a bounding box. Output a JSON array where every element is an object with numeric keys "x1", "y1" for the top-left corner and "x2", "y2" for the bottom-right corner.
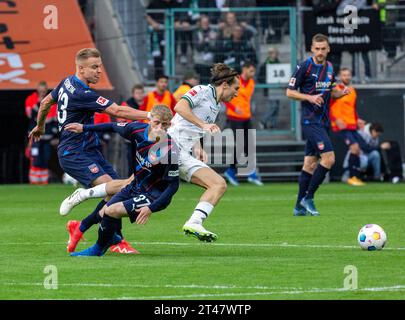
[
  {"x1": 289, "y1": 77, "x2": 296, "y2": 87},
  {"x1": 96, "y1": 96, "x2": 110, "y2": 106}
]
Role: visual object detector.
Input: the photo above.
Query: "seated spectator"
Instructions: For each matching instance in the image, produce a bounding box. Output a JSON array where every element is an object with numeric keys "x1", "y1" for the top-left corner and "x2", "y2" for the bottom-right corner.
[
  {"x1": 341, "y1": 122, "x2": 402, "y2": 183},
  {"x1": 193, "y1": 15, "x2": 219, "y2": 83},
  {"x1": 218, "y1": 11, "x2": 256, "y2": 42},
  {"x1": 358, "y1": 121, "x2": 403, "y2": 183},
  {"x1": 216, "y1": 25, "x2": 257, "y2": 72},
  {"x1": 218, "y1": 12, "x2": 241, "y2": 40}
]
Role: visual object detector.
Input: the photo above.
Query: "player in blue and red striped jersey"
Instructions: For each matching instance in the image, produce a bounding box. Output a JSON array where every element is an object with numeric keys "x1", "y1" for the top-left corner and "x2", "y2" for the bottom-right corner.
[
  {"x1": 29, "y1": 48, "x2": 150, "y2": 254},
  {"x1": 65, "y1": 105, "x2": 179, "y2": 256},
  {"x1": 286, "y1": 34, "x2": 350, "y2": 216}
]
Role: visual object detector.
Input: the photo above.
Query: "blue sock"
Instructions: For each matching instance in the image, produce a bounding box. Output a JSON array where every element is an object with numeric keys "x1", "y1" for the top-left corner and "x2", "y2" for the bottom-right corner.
[
  {"x1": 348, "y1": 153, "x2": 361, "y2": 178},
  {"x1": 306, "y1": 164, "x2": 329, "y2": 199},
  {"x1": 79, "y1": 200, "x2": 106, "y2": 233},
  {"x1": 296, "y1": 170, "x2": 313, "y2": 207},
  {"x1": 96, "y1": 214, "x2": 120, "y2": 250}
]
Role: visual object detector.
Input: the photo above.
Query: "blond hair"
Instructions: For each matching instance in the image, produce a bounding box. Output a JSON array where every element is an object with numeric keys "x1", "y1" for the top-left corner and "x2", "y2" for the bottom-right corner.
[
  {"x1": 75, "y1": 48, "x2": 101, "y2": 64},
  {"x1": 151, "y1": 105, "x2": 173, "y2": 123}
]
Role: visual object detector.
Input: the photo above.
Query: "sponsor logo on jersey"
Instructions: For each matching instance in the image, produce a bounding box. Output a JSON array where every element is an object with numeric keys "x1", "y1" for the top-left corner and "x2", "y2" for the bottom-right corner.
[
  {"x1": 88, "y1": 163, "x2": 99, "y2": 174},
  {"x1": 316, "y1": 81, "x2": 331, "y2": 90},
  {"x1": 96, "y1": 96, "x2": 109, "y2": 106},
  {"x1": 136, "y1": 151, "x2": 153, "y2": 168},
  {"x1": 168, "y1": 170, "x2": 179, "y2": 177},
  {"x1": 117, "y1": 122, "x2": 127, "y2": 127},
  {"x1": 189, "y1": 89, "x2": 197, "y2": 96}
]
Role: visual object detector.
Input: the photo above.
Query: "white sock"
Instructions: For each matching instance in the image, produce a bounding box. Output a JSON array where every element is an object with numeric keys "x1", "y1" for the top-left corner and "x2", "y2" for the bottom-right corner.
[
  {"x1": 82, "y1": 183, "x2": 107, "y2": 200},
  {"x1": 187, "y1": 201, "x2": 214, "y2": 225}
]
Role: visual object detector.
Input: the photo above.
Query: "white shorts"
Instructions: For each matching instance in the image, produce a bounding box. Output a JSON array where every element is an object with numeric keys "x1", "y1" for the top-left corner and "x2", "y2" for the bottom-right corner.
[{"x1": 178, "y1": 151, "x2": 209, "y2": 182}]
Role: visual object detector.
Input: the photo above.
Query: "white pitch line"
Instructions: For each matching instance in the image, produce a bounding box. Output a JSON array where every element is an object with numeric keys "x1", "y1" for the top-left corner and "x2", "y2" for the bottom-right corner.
[
  {"x1": 3, "y1": 282, "x2": 405, "y2": 300},
  {"x1": 1, "y1": 282, "x2": 297, "y2": 290},
  {"x1": 98, "y1": 285, "x2": 405, "y2": 300},
  {"x1": 0, "y1": 241, "x2": 404, "y2": 251}
]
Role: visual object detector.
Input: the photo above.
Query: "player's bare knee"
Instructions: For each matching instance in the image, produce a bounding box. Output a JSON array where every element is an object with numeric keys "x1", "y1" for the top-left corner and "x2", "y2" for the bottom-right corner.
[
  {"x1": 104, "y1": 205, "x2": 119, "y2": 218},
  {"x1": 322, "y1": 155, "x2": 335, "y2": 168},
  {"x1": 208, "y1": 178, "x2": 227, "y2": 195},
  {"x1": 216, "y1": 177, "x2": 227, "y2": 195},
  {"x1": 303, "y1": 160, "x2": 317, "y2": 173}
]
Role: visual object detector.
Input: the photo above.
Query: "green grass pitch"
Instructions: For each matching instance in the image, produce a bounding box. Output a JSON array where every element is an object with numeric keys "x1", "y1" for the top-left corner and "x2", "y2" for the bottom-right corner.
[{"x1": 0, "y1": 182, "x2": 405, "y2": 300}]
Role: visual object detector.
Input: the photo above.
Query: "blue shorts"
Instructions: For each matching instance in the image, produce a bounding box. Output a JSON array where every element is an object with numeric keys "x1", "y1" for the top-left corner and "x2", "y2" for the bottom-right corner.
[
  {"x1": 303, "y1": 124, "x2": 334, "y2": 156},
  {"x1": 338, "y1": 130, "x2": 363, "y2": 146},
  {"x1": 106, "y1": 184, "x2": 154, "y2": 223},
  {"x1": 58, "y1": 148, "x2": 119, "y2": 188}
]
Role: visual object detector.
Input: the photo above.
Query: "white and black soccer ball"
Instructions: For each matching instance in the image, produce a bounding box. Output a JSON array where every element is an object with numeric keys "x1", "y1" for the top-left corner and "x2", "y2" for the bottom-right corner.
[{"x1": 358, "y1": 224, "x2": 387, "y2": 251}]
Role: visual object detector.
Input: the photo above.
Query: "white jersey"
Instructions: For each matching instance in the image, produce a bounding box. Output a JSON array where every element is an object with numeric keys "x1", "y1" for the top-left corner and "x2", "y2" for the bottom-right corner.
[{"x1": 168, "y1": 84, "x2": 221, "y2": 153}]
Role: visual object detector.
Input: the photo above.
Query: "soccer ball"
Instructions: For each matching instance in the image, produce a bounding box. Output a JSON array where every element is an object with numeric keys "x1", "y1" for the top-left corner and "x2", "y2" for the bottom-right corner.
[
  {"x1": 62, "y1": 173, "x2": 79, "y2": 187},
  {"x1": 357, "y1": 224, "x2": 387, "y2": 251}
]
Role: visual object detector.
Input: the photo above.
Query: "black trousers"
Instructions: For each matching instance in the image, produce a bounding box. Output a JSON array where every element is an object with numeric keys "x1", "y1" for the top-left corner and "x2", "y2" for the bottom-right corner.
[{"x1": 227, "y1": 119, "x2": 253, "y2": 170}]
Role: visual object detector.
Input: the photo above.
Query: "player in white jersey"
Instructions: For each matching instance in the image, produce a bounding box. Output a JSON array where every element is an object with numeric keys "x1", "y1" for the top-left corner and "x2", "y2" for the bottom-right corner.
[{"x1": 169, "y1": 63, "x2": 240, "y2": 242}]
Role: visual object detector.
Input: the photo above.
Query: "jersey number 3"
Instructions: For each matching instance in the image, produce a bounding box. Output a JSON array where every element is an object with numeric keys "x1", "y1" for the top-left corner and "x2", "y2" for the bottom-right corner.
[{"x1": 57, "y1": 87, "x2": 69, "y2": 126}]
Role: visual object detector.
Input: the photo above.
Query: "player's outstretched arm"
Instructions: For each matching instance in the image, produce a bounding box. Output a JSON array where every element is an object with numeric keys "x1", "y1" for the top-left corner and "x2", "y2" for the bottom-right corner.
[
  {"x1": 174, "y1": 99, "x2": 220, "y2": 134},
  {"x1": 65, "y1": 121, "x2": 129, "y2": 136},
  {"x1": 28, "y1": 93, "x2": 55, "y2": 142},
  {"x1": 104, "y1": 103, "x2": 150, "y2": 121},
  {"x1": 286, "y1": 89, "x2": 324, "y2": 107}
]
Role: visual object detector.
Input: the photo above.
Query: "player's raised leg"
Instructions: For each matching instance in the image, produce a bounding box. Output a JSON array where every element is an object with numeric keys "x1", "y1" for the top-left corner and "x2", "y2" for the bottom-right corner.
[
  {"x1": 60, "y1": 175, "x2": 134, "y2": 216},
  {"x1": 183, "y1": 167, "x2": 227, "y2": 242},
  {"x1": 65, "y1": 174, "x2": 137, "y2": 253}
]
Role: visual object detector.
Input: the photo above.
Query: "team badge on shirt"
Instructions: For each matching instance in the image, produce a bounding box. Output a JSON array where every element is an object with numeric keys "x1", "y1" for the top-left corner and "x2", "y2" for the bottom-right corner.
[
  {"x1": 317, "y1": 142, "x2": 325, "y2": 151},
  {"x1": 88, "y1": 164, "x2": 100, "y2": 174},
  {"x1": 96, "y1": 96, "x2": 109, "y2": 106}
]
